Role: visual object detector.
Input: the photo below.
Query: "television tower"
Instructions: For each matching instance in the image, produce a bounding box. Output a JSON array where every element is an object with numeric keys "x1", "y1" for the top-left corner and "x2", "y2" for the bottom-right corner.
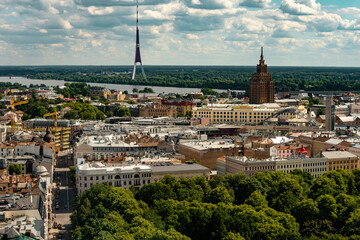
[{"x1": 132, "y1": 0, "x2": 147, "y2": 80}]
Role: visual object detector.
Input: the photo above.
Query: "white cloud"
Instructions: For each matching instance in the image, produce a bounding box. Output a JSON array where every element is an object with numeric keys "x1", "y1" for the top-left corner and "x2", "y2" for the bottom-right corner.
[
  {"x1": 337, "y1": 7, "x2": 360, "y2": 18},
  {"x1": 300, "y1": 12, "x2": 360, "y2": 32},
  {"x1": 280, "y1": 0, "x2": 321, "y2": 15},
  {"x1": 87, "y1": 6, "x2": 115, "y2": 15},
  {"x1": 186, "y1": 33, "x2": 200, "y2": 39}
]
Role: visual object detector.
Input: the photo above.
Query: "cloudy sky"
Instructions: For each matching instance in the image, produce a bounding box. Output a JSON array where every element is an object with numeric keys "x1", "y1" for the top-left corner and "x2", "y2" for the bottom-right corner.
[{"x1": 1, "y1": 0, "x2": 359, "y2": 66}]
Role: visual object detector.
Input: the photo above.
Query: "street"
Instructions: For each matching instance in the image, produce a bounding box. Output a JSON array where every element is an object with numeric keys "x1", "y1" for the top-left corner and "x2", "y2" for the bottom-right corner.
[{"x1": 50, "y1": 153, "x2": 76, "y2": 240}]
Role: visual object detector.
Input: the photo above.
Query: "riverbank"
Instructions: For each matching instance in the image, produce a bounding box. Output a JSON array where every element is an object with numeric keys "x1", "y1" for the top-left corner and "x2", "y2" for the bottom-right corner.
[{"x1": 0, "y1": 77, "x2": 227, "y2": 95}]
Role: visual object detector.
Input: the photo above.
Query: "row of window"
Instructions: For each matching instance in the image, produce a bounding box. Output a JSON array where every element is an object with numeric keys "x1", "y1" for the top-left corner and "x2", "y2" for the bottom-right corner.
[
  {"x1": 196, "y1": 111, "x2": 273, "y2": 116},
  {"x1": 329, "y1": 160, "x2": 358, "y2": 164},
  {"x1": 93, "y1": 147, "x2": 156, "y2": 151},
  {"x1": 277, "y1": 162, "x2": 326, "y2": 169},
  {"x1": 330, "y1": 166, "x2": 358, "y2": 171},
  {"x1": 303, "y1": 168, "x2": 327, "y2": 172},
  {"x1": 79, "y1": 179, "x2": 151, "y2": 188},
  {"x1": 245, "y1": 166, "x2": 274, "y2": 171},
  {"x1": 211, "y1": 119, "x2": 260, "y2": 123},
  {"x1": 79, "y1": 174, "x2": 152, "y2": 181}
]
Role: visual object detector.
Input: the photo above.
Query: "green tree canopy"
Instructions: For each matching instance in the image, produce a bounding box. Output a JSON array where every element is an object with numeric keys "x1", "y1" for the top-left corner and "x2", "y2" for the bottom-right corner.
[{"x1": 8, "y1": 164, "x2": 22, "y2": 175}]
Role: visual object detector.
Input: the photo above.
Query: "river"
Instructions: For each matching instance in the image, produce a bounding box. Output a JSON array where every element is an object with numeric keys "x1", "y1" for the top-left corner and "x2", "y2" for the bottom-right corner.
[{"x1": 0, "y1": 76, "x2": 226, "y2": 95}]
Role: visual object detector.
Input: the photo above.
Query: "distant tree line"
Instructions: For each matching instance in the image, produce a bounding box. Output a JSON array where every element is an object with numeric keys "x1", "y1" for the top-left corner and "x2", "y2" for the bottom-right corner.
[
  {"x1": 71, "y1": 169, "x2": 360, "y2": 240},
  {"x1": 2, "y1": 65, "x2": 360, "y2": 91},
  {"x1": 31, "y1": 69, "x2": 360, "y2": 91}
]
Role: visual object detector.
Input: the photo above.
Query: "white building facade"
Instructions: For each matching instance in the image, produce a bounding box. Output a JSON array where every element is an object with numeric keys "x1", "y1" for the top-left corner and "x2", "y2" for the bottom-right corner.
[
  {"x1": 76, "y1": 159, "x2": 152, "y2": 194},
  {"x1": 275, "y1": 157, "x2": 328, "y2": 178}
]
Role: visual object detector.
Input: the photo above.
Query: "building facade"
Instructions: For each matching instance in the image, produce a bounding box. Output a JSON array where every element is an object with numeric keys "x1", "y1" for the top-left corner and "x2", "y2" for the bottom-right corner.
[
  {"x1": 74, "y1": 134, "x2": 159, "y2": 159},
  {"x1": 322, "y1": 151, "x2": 359, "y2": 171},
  {"x1": 76, "y1": 159, "x2": 152, "y2": 194},
  {"x1": 249, "y1": 47, "x2": 274, "y2": 104},
  {"x1": 139, "y1": 104, "x2": 177, "y2": 118},
  {"x1": 176, "y1": 139, "x2": 240, "y2": 169},
  {"x1": 325, "y1": 96, "x2": 335, "y2": 131},
  {"x1": 152, "y1": 163, "x2": 211, "y2": 182},
  {"x1": 193, "y1": 103, "x2": 286, "y2": 124},
  {"x1": 275, "y1": 157, "x2": 328, "y2": 178},
  {"x1": 221, "y1": 156, "x2": 328, "y2": 178},
  {"x1": 270, "y1": 144, "x2": 311, "y2": 158},
  {"x1": 76, "y1": 159, "x2": 212, "y2": 194},
  {"x1": 223, "y1": 156, "x2": 276, "y2": 177},
  {"x1": 161, "y1": 100, "x2": 196, "y2": 116}
]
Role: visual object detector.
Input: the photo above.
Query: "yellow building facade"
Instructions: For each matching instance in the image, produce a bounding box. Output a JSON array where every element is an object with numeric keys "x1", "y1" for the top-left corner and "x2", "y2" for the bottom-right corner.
[{"x1": 193, "y1": 104, "x2": 289, "y2": 124}]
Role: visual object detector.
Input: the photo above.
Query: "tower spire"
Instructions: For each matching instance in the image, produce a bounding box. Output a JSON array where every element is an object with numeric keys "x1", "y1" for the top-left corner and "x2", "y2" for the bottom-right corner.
[
  {"x1": 136, "y1": 0, "x2": 139, "y2": 27},
  {"x1": 132, "y1": 0, "x2": 147, "y2": 81}
]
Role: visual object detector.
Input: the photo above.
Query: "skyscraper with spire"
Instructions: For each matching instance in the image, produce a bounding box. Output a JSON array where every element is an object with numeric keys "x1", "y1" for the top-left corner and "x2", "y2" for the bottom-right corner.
[
  {"x1": 249, "y1": 47, "x2": 274, "y2": 104},
  {"x1": 132, "y1": 0, "x2": 146, "y2": 80}
]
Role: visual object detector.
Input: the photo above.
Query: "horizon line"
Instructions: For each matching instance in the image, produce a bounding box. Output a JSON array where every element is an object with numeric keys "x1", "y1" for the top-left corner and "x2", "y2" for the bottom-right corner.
[{"x1": 1, "y1": 65, "x2": 360, "y2": 68}]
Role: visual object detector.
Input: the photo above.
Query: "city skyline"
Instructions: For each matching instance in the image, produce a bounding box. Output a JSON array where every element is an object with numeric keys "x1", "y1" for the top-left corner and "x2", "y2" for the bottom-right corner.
[{"x1": 0, "y1": 0, "x2": 360, "y2": 66}]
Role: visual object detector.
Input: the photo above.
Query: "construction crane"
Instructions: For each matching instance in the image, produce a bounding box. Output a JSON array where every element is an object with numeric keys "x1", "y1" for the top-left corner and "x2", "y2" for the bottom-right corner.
[
  {"x1": 6, "y1": 98, "x2": 29, "y2": 134},
  {"x1": 43, "y1": 108, "x2": 59, "y2": 129}
]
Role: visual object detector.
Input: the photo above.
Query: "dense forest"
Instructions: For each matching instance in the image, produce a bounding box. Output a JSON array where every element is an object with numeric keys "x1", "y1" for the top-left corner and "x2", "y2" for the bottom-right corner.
[
  {"x1": 1, "y1": 66, "x2": 360, "y2": 91},
  {"x1": 71, "y1": 169, "x2": 360, "y2": 240}
]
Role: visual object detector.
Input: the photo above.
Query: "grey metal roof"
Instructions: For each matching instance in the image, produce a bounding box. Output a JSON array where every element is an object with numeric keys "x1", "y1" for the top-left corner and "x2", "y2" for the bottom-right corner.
[
  {"x1": 151, "y1": 164, "x2": 211, "y2": 173},
  {"x1": 322, "y1": 151, "x2": 357, "y2": 159}
]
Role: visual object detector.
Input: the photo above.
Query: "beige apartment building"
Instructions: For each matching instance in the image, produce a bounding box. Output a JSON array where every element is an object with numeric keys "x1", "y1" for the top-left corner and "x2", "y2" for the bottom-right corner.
[
  {"x1": 192, "y1": 103, "x2": 295, "y2": 124},
  {"x1": 322, "y1": 151, "x2": 359, "y2": 171},
  {"x1": 176, "y1": 139, "x2": 240, "y2": 169},
  {"x1": 220, "y1": 156, "x2": 328, "y2": 178},
  {"x1": 139, "y1": 104, "x2": 177, "y2": 118}
]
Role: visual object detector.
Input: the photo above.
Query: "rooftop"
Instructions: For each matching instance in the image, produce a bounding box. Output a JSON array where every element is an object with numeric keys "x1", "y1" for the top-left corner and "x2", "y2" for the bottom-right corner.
[
  {"x1": 152, "y1": 163, "x2": 210, "y2": 174},
  {"x1": 77, "y1": 159, "x2": 152, "y2": 174},
  {"x1": 322, "y1": 151, "x2": 357, "y2": 159},
  {"x1": 180, "y1": 139, "x2": 236, "y2": 151},
  {"x1": 78, "y1": 133, "x2": 159, "y2": 148}
]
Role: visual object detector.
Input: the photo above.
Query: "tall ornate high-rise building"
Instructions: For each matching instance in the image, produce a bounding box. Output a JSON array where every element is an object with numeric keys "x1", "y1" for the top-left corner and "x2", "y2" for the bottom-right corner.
[{"x1": 249, "y1": 47, "x2": 274, "y2": 104}]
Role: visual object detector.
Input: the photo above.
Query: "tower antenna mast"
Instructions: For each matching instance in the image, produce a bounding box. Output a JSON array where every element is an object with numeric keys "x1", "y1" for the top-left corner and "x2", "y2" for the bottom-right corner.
[{"x1": 132, "y1": 0, "x2": 147, "y2": 80}]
